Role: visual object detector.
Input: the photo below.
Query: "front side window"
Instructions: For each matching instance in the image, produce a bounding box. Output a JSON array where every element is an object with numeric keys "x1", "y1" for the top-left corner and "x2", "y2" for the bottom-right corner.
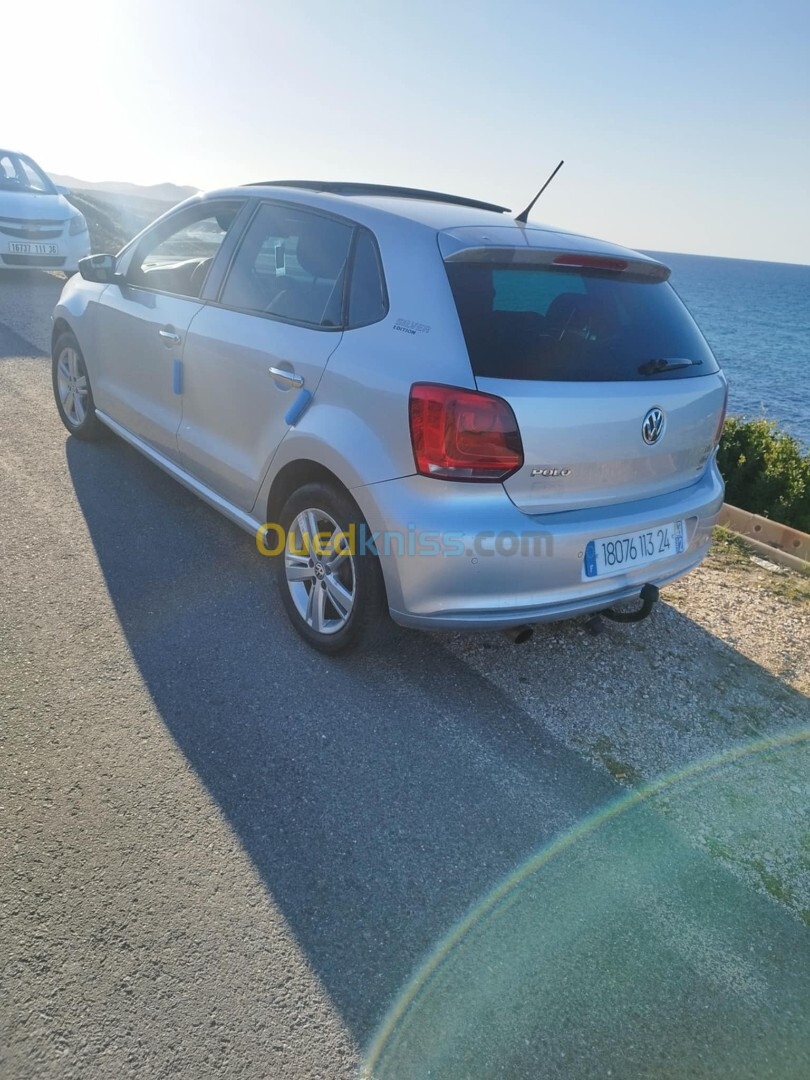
[
  {"x1": 220, "y1": 203, "x2": 353, "y2": 327},
  {"x1": 129, "y1": 201, "x2": 242, "y2": 298}
]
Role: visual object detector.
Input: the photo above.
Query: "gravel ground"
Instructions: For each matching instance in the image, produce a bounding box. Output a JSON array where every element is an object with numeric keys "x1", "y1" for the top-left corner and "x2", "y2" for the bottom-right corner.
[
  {"x1": 447, "y1": 541, "x2": 810, "y2": 926},
  {"x1": 1, "y1": 274, "x2": 808, "y2": 1079}
]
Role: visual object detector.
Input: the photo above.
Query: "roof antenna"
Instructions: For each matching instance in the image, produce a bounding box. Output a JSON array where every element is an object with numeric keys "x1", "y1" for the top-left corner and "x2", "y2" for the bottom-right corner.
[{"x1": 514, "y1": 160, "x2": 564, "y2": 224}]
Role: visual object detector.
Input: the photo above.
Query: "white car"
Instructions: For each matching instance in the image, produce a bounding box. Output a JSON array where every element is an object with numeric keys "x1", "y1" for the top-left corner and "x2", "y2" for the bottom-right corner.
[{"x1": 0, "y1": 149, "x2": 90, "y2": 273}]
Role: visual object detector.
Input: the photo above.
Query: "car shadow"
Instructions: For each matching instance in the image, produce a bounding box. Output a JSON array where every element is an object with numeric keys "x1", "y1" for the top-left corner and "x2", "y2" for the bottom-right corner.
[
  {"x1": 65, "y1": 433, "x2": 809, "y2": 1048},
  {"x1": 0, "y1": 318, "x2": 47, "y2": 360},
  {"x1": 0, "y1": 271, "x2": 63, "y2": 359}
]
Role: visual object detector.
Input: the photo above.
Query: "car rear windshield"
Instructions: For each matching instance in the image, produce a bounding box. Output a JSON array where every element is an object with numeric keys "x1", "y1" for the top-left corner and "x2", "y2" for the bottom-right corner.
[{"x1": 445, "y1": 263, "x2": 719, "y2": 382}]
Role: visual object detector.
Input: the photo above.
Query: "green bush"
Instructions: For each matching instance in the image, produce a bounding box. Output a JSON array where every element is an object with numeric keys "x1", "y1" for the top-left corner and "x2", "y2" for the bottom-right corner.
[{"x1": 717, "y1": 417, "x2": 810, "y2": 532}]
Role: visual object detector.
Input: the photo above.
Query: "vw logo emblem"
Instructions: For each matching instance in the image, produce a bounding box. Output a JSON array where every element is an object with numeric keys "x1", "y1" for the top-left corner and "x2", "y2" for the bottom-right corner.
[{"x1": 642, "y1": 407, "x2": 665, "y2": 445}]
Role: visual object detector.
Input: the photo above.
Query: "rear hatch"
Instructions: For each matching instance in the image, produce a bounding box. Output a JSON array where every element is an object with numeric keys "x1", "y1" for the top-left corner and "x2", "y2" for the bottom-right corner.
[{"x1": 440, "y1": 227, "x2": 727, "y2": 514}]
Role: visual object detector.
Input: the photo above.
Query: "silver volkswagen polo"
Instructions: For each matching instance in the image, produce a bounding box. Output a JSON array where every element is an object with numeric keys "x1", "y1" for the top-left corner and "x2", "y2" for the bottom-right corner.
[{"x1": 52, "y1": 181, "x2": 727, "y2": 652}]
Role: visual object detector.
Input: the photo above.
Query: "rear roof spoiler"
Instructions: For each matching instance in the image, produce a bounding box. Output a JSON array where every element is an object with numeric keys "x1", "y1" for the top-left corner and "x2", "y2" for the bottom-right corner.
[
  {"x1": 442, "y1": 246, "x2": 671, "y2": 282},
  {"x1": 246, "y1": 180, "x2": 511, "y2": 214}
]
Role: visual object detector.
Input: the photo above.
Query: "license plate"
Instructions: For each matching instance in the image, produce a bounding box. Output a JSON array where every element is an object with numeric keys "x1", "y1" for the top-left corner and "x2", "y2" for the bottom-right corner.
[
  {"x1": 584, "y1": 520, "x2": 685, "y2": 579},
  {"x1": 7, "y1": 241, "x2": 59, "y2": 256}
]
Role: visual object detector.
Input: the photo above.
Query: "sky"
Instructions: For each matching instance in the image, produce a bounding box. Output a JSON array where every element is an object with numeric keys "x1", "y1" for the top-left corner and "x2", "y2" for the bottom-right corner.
[{"x1": 3, "y1": 0, "x2": 809, "y2": 263}]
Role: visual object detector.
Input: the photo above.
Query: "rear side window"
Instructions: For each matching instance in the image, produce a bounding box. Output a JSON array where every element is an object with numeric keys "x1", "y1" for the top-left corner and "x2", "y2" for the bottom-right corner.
[
  {"x1": 220, "y1": 203, "x2": 353, "y2": 327},
  {"x1": 347, "y1": 229, "x2": 387, "y2": 327},
  {"x1": 446, "y1": 264, "x2": 719, "y2": 381}
]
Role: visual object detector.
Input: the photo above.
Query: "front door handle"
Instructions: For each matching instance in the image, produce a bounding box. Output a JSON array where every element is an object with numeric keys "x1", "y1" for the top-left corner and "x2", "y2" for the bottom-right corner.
[
  {"x1": 159, "y1": 327, "x2": 181, "y2": 346},
  {"x1": 268, "y1": 366, "x2": 304, "y2": 389}
]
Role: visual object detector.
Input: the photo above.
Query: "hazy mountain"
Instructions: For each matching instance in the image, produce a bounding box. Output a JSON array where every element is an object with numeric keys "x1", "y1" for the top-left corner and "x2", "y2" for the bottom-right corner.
[{"x1": 48, "y1": 173, "x2": 200, "y2": 203}]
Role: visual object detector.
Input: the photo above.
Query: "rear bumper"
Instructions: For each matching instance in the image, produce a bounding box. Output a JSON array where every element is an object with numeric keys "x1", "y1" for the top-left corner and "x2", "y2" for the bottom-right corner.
[{"x1": 353, "y1": 460, "x2": 724, "y2": 630}]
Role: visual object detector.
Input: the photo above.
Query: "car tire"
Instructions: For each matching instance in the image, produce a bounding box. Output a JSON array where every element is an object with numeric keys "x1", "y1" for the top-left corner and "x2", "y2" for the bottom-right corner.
[
  {"x1": 276, "y1": 481, "x2": 392, "y2": 654},
  {"x1": 52, "y1": 330, "x2": 107, "y2": 441}
]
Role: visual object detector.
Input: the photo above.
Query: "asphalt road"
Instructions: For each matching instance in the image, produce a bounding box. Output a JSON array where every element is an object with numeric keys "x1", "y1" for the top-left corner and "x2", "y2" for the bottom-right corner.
[{"x1": 1, "y1": 273, "x2": 808, "y2": 1079}]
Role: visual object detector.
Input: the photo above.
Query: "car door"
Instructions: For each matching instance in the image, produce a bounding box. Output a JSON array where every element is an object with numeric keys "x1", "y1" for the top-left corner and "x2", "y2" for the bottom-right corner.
[
  {"x1": 90, "y1": 199, "x2": 245, "y2": 460},
  {"x1": 176, "y1": 202, "x2": 354, "y2": 510}
]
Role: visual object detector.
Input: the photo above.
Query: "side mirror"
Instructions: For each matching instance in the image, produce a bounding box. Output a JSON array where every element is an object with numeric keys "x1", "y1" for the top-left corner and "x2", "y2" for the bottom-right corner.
[
  {"x1": 78, "y1": 254, "x2": 119, "y2": 284},
  {"x1": 55, "y1": 184, "x2": 70, "y2": 196}
]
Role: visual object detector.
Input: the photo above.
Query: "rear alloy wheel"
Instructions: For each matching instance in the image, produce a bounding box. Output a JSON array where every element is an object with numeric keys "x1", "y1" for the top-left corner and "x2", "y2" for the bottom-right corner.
[
  {"x1": 52, "y1": 331, "x2": 106, "y2": 440},
  {"x1": 277, "y1": 482, "x2": 391, "y2": 654},
  {"x1": 287, "y1": 507, "x2": 356, "y2": 633}
]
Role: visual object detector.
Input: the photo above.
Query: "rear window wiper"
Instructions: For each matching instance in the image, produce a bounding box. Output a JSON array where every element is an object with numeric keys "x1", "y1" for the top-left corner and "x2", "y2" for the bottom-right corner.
[{"x1": 638, "y1": 357, "x2": 702, "y2": 376}]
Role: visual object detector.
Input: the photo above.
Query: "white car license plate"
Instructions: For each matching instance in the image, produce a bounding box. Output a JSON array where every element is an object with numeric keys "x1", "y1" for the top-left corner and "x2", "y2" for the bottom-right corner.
[
  {"x1": 584, "y1": 519, "x2": 685, "y2": 579},
  {"x1": 8, "y1": 241, "x2": 59, "y2": 256}
]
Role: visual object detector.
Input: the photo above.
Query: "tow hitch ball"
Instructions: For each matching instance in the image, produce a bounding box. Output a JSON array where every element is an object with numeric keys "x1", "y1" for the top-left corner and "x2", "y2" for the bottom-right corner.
[{"x1": 586, "y1": 583, "x2": 660, "y2": 635}]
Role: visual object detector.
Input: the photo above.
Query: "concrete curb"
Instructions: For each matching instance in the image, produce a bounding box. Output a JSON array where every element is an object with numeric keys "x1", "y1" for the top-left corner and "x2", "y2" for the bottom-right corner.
[{"x1": 717, "y1": 504, "x2": 810, "y2": 576}]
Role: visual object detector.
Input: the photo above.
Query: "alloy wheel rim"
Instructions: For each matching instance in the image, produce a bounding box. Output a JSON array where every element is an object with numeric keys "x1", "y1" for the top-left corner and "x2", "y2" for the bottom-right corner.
[
  {"x1": 56, "y1": 346, "x2": 88, "y2": 427},
  {"x1": 285, "y1": 508, "x2": 356, "y2": 635}
]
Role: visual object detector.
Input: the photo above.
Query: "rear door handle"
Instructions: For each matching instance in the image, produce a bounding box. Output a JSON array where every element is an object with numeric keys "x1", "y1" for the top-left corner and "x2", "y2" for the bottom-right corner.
[
  {"x1": 268, "y1": 366, "x2": 304, "y2": 389},
  {"x1": 159, "y1": 327, "x2": 181, "y2": 345}
]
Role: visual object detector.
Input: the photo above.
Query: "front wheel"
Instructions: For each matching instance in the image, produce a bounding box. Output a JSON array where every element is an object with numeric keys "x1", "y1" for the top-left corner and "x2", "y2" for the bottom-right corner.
[
  {"x1": 52, "y1": 330, "x2": 106, "y2": 440},
  {"x1": 276, "y1": 481, "x2": 392, "y2": 654}
]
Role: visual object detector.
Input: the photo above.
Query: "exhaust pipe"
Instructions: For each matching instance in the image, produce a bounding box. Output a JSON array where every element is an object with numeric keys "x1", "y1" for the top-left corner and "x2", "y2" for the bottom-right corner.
[{"x1": 502, "y1": 625, "x2": 534, "y2": 644}]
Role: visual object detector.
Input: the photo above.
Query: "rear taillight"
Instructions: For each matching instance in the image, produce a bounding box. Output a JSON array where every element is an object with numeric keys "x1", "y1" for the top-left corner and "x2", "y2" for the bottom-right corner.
[
  {"x1": 409, "y1": 383, "x2": 523, "y2": 481},
  {"x1": 713, "y1": 384, "x2": 729, "y2": 446}
]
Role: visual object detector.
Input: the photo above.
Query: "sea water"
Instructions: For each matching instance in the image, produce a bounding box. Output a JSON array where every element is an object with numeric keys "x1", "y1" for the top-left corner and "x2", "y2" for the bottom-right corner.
[{"x1": 647, "y1": 252, "x2": 810, "y2": 449}]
